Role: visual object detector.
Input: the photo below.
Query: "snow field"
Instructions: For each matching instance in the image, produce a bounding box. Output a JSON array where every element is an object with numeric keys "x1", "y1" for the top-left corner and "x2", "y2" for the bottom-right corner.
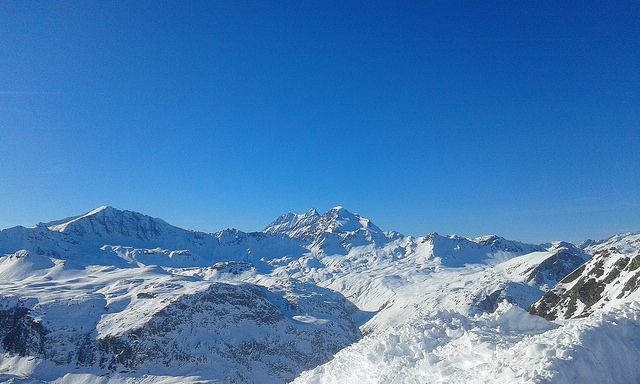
[{"x1": 294, "y1": 301, "x2": 640, "y2": 384}]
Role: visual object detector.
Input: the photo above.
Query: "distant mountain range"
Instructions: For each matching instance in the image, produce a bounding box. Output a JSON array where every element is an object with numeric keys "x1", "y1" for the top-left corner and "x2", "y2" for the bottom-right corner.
[{"x1": 1, "y1": 206, "x2": 639, "y2": 383}]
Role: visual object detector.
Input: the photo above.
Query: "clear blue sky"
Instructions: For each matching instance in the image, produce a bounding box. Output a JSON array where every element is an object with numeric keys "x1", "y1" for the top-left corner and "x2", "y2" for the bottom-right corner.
[{"x1": 1, "y1": 1, "x2": 639, "y2": 243}]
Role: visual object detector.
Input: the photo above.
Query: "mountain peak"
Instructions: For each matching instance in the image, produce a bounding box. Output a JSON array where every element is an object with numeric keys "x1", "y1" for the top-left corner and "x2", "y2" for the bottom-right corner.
[
  {"x1": 47, "y1": 205, "x2": 113, "y2": 232},
  {"x1": 44, "y1": 206, "x2": 177, "y2": 244},
  {"x1": 305, "y1": 208, "x2": 319, "y2": 217},
  {"x1": 89, "y1": 205, "x2": 109, "y2": 214},
  {"x1": 264, "y1": 207, "x2": 383, "y2": 241},
  {"x1": 321, "y1": 206, "x2": 368, "y2": 233}
]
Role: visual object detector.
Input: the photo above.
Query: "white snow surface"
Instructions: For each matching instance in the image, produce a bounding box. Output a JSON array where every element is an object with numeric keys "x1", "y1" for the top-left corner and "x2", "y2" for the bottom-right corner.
[
  {"x1": 0, "y1": 206, "x2": 638, "y2": 383},
  {"x1": 293, "y1": 301, "x2": 640, "y2": 384}
]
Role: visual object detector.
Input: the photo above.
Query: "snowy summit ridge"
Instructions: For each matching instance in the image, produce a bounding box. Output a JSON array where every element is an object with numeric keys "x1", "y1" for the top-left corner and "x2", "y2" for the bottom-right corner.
[
  {"x1": 264, "y1": 206, "x2": 384, "y2": 239},
  {"x1": 263, "y1": 206, "x2": 396, "y2": 253}
]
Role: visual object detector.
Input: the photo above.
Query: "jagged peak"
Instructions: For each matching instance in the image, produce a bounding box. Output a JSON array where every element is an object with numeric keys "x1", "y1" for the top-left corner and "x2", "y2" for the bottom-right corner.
[
  {"x1": 264, "y1": 209, "x2": 317, "y2": 234},
  {"x1": 321, "y1": 207, "x2": 382, "y2": 232},
  {"x1": 324, "y1": 206, "x2": 356, "y2": 217},
  {"x1": 473, "y1": 234, "x2": 500, "y2": 243},
  {"x1": 548, "y1": 241, "x2": 583, "y2": 254},
  {"x1": 263, "y1": 206, "x2": 384, "y2": 240},
  {"x1": 9, "y1": 249, "x2": 31, "y2": 258}
]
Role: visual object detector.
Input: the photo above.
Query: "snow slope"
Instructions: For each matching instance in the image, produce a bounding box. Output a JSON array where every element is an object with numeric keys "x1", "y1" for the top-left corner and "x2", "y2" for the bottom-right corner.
[
  {"x1": 292, "y1": 237, "x2": 640, "y2": 384},
  {"x1": 293, "y1": 301, "x2": 640, "y2": 384}
]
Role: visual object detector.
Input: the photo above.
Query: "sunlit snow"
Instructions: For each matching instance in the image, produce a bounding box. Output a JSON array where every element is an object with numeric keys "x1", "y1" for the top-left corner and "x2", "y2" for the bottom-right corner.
[{"x1": 0, "y1": 206, "x2": 638, "y2": 383}]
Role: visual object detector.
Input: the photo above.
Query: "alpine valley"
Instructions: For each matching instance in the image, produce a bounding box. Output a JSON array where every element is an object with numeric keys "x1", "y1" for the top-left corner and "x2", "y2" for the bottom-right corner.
[{"x1": 1, "y1": 206, "x2": 639, "y2": 383}]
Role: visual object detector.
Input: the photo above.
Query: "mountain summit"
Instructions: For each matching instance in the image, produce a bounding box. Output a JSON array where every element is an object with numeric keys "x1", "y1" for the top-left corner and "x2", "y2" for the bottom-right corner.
[
  {"x1": 264, "y1": 206, "x2": 384, "y2": 239},
  {"x1": 263, "y1": 206, "x2": 395, "y2": 253},
  {"x1": 263, "y1": 206, "x2": 382, "y2": 240},
  {"x1": 44, "y1": 206, "x2": 177, "y2": 242}
]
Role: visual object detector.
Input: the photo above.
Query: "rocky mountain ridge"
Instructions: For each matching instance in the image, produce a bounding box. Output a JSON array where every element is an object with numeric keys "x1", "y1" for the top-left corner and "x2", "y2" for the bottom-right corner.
[{"x1": 530, "y1": 238, "x2": 640, "y2": 320}]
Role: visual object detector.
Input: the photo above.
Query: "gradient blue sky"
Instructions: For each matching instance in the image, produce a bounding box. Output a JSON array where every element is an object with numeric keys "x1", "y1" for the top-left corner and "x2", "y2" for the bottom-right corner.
[{"x1": 1, "y1": 1, "x2": 639, "y2": 243}]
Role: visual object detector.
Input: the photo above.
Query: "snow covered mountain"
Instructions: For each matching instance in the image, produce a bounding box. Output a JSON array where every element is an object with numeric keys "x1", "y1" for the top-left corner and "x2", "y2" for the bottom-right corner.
[
  {"x1": 0, "y1": 206, "x2": 305, "y2": 269},
  {"x1": 264, "y1": 207, "x2": 382, "y2": 238},
  {"x1": 0, "y1": 256, "x2": 360, "y2": 383},
  {"x1": 530, "y1": 233, "x2": 640, "y2": 320},
  {"x1": 264, "y1": 206, "x2": 399, "y2": 253},
  {"x1": 1, "y1": 207, "x2": 639, "y2": 383}
]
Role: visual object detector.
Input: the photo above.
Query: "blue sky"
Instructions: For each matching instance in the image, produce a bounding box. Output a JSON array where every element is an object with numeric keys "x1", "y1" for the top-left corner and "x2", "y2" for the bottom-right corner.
[{"x1": 1, "y1": 1, "x2": 638, "y2": 243}]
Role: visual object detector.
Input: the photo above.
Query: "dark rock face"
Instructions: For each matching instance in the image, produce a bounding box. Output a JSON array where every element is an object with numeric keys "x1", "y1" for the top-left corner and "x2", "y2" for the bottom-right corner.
[
  {"x1": 111, "y1": 282, "x2": 361, "y2": 381},
  {"x1": 473, "y1": 247, "x2": 586, "y2": 314},
  {"x1": 476, "y1": 290, "x2": 510, "y2": 313},
  {"x1": 525, "y1": 250, "x2": 586, "y2": 286},
  {"x1": 0, "y1": 301, "x2": 46, "y2": 357},
  {"x1": 475, "y1": 235, "x2": 545, "y2": 254},
  {"x1": 530, "y1": 250, "x2": 640, "y2": 320},
  {"x1": 0, "y1": 282, "x2": 361, "y2": 384}
]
